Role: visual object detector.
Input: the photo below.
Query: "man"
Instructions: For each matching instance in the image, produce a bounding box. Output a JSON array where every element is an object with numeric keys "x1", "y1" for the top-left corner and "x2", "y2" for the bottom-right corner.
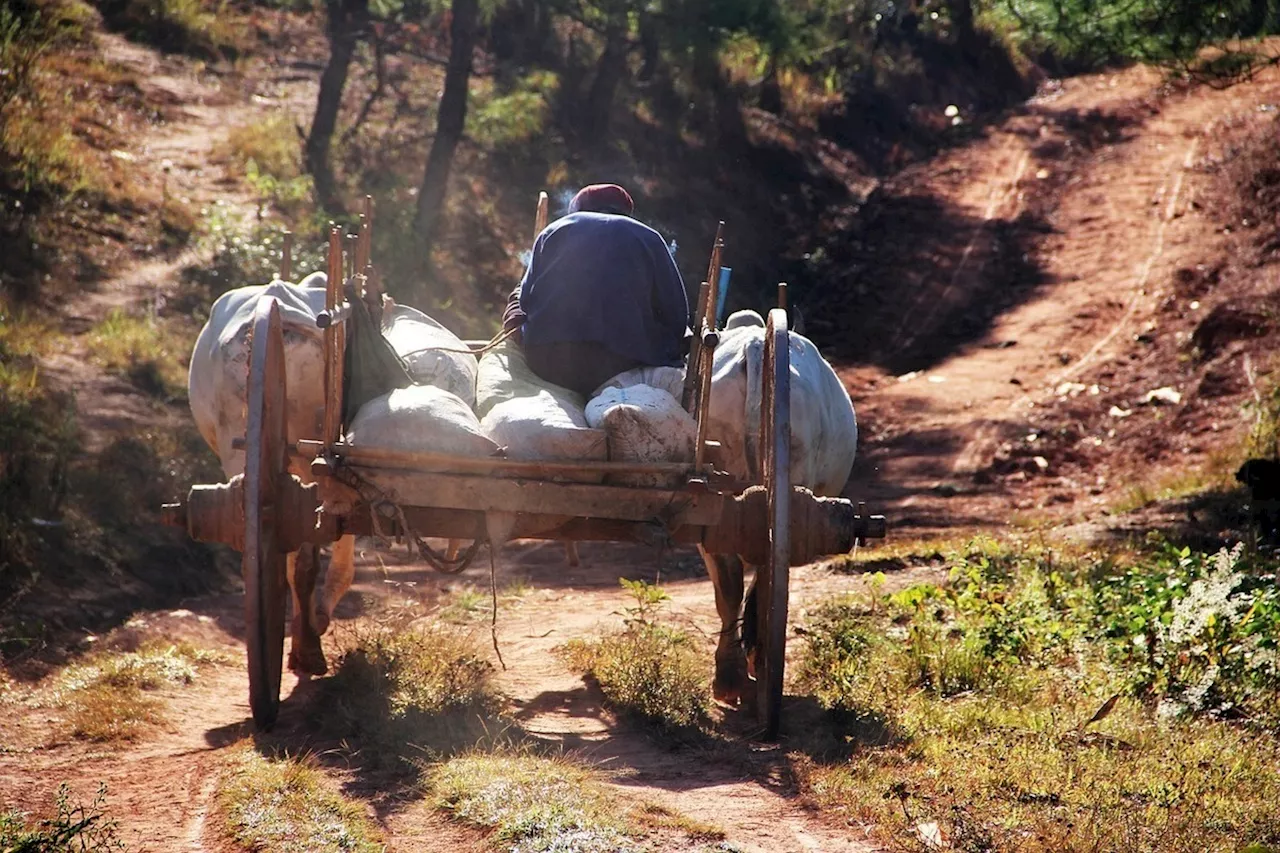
[{"x1": 502, "y1": 183, "x2": 690, "y2": 396}]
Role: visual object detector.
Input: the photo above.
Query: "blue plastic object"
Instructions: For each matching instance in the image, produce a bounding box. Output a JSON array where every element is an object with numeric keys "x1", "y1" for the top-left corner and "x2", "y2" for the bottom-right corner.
[{"x1": 716, "y1": 266, "x2": 733, "y2": 326}]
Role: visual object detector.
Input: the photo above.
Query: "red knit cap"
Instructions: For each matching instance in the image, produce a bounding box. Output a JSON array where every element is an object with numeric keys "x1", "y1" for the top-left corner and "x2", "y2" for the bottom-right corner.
[{"x1": 568, "y1": 184, "x2": 634, "y2": 216}]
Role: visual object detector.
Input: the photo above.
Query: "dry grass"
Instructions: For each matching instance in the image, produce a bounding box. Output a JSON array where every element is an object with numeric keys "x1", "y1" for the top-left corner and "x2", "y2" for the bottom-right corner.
[
  {"x1": 46, "y1": 639, "x2": 222, "y2": 741},
  {"x1": 632, "y1": 802, "x2": 726, "y2": 842},
  {"x1": 217, "y1": 745, "x2": 383, "y2": 853},
  {"x1": 429, "y1": 751, "x2": 637, "y2": 852},
  {"x1": 316, "y1": 621, "x2": 500, "y2": 768}
]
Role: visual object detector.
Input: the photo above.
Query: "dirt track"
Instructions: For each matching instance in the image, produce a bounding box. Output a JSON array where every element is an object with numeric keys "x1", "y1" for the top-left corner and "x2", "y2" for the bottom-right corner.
[{"x1": 5, "y1": 23, "x2": 1280, "y2": 852}]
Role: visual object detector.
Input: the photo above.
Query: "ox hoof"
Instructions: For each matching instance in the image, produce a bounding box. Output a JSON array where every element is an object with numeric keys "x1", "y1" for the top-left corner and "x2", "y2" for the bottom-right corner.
[
  {"x1": 313, "y1": 609, "x2": 331, "y2": 636},
  {"x1": 288, "y1": 642, "x2": 328, "y2": 677},
  {"x1": 712, "y1": 655, "x2": 748, "y2": 707}
]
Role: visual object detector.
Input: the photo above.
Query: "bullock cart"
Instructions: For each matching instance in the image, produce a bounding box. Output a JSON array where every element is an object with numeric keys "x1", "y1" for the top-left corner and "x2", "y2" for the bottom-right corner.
[{"x1": 161, "y1": 196, "x2": 886, "y2": 739}]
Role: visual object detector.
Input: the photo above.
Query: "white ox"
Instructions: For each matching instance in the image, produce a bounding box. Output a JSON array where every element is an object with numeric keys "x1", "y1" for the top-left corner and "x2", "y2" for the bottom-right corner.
[
  {"x1": 699, "y1": 310, "x2": 858, "y2": 703},
  {"x1": 189, "y1": 275, "x2": 476, "y2": 676}
]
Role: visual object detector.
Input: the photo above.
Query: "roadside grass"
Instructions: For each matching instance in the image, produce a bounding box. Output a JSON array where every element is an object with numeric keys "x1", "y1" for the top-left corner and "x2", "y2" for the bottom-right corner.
[
  {"x1": 0, "y1": 306, "x2": 78, "y2": 592},
  {"x1": 559, "y1": 579, "x2": 710, "y2": 731},
  {"x1": 632, "y1": 802, "x2": 726, "y2": 842},
  {"x1": 793, "y1": 536, "x2": 1280, "y2": 851},
  {"x1": 46, "y1": 639, "x2": 222, "y2": 741},
  {"x1": 87, "y1": 308, "x2": 191, "y2": 399},
  {"x1": 429, "y1": 751, "x2": 637, "y2": 853},
  {"x1": 0, "y1": 783, "x2": 128, "y2": 852},
  {"x1": 316, "y1": 620, "x2": 501, "y2": 768},
  {"x1": 218, "y1": 745, "x2": 383, "y2": 853},
  {"x1": 1110, "y1": 449, "x2": 1241, "y2": 515},
  {"x1": 96, "y1": 0, "x2": 245, "y2": 61},
  {"x1": 438, "y1": 579, "x2": 532, "y2": 624}
]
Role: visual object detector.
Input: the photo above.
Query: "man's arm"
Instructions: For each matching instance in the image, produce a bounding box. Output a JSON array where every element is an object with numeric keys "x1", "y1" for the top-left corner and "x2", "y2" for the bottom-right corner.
[{"x1": 501, "y1": 283, "x2": 525, "y2": 336}]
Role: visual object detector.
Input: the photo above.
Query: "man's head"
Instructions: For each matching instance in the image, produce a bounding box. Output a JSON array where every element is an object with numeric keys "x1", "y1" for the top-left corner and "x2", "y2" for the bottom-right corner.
[{"x1": 568, "y1": 184, "x2": 634, "y2": 217}]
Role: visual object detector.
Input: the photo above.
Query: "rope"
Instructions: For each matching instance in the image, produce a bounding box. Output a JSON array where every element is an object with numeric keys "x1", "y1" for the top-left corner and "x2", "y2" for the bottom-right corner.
[
  {"x1": 338, "y1": 464, "x2": 484, "y2": 574},
  {"x1": 489, "y1": 543, "x2": 506, "y2": 671},
  {"x1": 398, "y1": 326, "x2": 518, "y2": 359}
]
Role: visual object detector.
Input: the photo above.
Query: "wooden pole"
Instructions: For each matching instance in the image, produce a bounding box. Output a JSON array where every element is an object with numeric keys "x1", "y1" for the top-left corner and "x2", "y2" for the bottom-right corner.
[
  {"x1": 535, "y1": 191, "x2": 549, "y2": 235},
  {"x1": 777, "y1": 281, "x2": 788, "y2": 313},
  {"x1": 323, "y1": 225, "x2": 344, "y2": 449},
  {"x1": 682, "y1": 280, "x2": 712, "y2": 412}
]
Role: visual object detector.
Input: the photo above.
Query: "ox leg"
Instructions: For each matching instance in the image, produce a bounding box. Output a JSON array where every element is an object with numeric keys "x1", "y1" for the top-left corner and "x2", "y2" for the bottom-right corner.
[
  {"x1": 287, "y1": 543, "x2": 327, "y2": 677},
  {"x1": 698, "y1": 545, "x2": 748, "y2": 705},
  {"x1": 314, "y1": 534, "x2": 356, "y2": 636},
  {"x1": 564, "y1": 541, "x2": 580, "y2": 567}
]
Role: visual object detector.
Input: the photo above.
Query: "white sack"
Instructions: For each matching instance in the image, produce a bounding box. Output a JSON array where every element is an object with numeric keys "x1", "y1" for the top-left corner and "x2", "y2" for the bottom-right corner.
[
  {"x1": 345, "y1": 385, "x2": 497, "y2": 458},
  {"x1": 380, "y1": 301, "x2": 478, "y2": 407},
  {"x1": 585, "y1": 384, "x2": 696, "y2": 487}
]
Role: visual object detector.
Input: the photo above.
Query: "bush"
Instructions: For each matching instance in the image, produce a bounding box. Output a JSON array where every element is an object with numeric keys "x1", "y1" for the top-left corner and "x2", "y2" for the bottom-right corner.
[
  {"x1": 560, "y1": 580, "x2": 708, "y2": 730},
  {"x1": 316, "y1": 623, "x2": 499, "y2": 766},
  {"x1": 96, "y1": 0, "x2": 244, "y2": 61}
]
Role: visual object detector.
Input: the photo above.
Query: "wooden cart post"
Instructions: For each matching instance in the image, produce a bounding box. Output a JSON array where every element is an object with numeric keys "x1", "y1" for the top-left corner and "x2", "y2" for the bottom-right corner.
[{"x1": 322, "y1": 225, "x2": 345, "y2": 451}]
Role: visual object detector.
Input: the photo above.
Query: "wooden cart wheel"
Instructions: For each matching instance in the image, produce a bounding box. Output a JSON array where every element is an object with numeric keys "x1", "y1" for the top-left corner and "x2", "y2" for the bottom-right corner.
[
  {"x1": 756, "y1": 307, "x2": 791, "y2": 740},
  {"x1": 243, "y1": 298, "x2": 290, "y2": 730}
]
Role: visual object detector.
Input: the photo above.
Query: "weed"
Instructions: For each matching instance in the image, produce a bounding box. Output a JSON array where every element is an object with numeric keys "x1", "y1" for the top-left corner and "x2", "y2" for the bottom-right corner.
[
  {"x1": 316, "y1": 622, "x2": 499, "y2": 767},
  {"x1": 218, "y1": 746, "x2": 383, "y2": 853},
  {"x1": 0, "y1": 782, "x2": 127, "y2": 852},
  {"x1": 561, "y1": 580, "x2": 708, "y2": 730},
  {"x1": 438, "y1": 580, "x2": 530, "y2": 624},
  {"x1": 87, "y1": 308, "x2": 190, "y2": 399},
  {"x1": 181, "y1": 204, "x2": 329, "y2": 308},
  {"x1": 430, "y1": 751, "x2": 637, "y2": 853},
  {"x1": 794, "y1": 536, "x2": 1280, "y2": 852},
  {"x1": 633, "y1": 802, "x2": 725, "y2": 841}
]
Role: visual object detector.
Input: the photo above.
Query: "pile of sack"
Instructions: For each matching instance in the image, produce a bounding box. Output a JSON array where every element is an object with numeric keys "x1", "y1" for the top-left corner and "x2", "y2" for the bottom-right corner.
[{"x1": 192, "y1": 274, "x2": 856, "y2": 498}]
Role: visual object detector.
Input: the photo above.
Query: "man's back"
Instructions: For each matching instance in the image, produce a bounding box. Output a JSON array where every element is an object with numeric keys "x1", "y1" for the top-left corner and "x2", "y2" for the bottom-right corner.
[{"x1": 519, "y1": 211, "x2": 689, "y2": 368}]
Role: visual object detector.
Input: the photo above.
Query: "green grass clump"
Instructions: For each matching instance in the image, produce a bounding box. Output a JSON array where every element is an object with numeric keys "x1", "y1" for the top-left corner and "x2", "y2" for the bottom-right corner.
[
  {"x1": 430, "y1": 751, "x2": 637, "y2": 853},
  {"x1": 794, "y1": 537, "x2": 1280, "y2": 852},
  {"x1": 0, "y1": 783, "x2": 127, "y2": 852},
  {"x1": 560, "y1": 579, "x2": 708, "y2": 730},
  {"x1": 87, "y1": 308, "x2": 190, "y2": 399},
  {"x1": 97, "y1": 0, "x2": 244, "y2": 61},
  {"x1": 51, "y1": 639, "x2": 222, "y2": 741},
  {"x1": 218, "y1": 746, "x2": 383, "y2": 853},
  {"x1": 317, "y1": 623, "x2": 498, "y2": 766}
]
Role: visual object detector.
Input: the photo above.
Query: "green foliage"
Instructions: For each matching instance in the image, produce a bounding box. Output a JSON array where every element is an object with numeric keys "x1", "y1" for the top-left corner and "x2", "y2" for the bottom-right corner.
[
  {"x1": 183, "y1": 204, "x2": 330, "y2": 304},
  {"x1": 795, "y1": 537, "x2": 1280, "y2": 851},
  {"x1": 467, "y1": 71, "x2": 558, "y2": 149},
  {"x1": 0, "y1": 783, "x2": 127, "y2": 852},
  {"x1": 87, "y1": 308, "x2": 189, "y2": 399},
  {"x1": 430, "y1": 751, "x2": 638, "y2": 853},
  {"x1": 218, "y1": 747, "x2": 383, "y2": 853},
  {"x1": 561, "y1": 579, "x2": 707, "y2": 730},
  {"x1": 96, "y1": 0, "x2": 245, "y2": 61},
  {"x1": 990, "y1": 0, "x2": 1280, "y2": 75}
]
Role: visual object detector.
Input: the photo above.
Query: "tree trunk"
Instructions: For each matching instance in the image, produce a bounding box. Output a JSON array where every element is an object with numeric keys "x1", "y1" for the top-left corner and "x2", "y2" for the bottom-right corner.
[
  {"x1": 413, "y1": 0, "x2": 481, "y2": 265},
  {"x1": 305, "y1": 0, "x2": 367, "y2": 215},
  {"x1": 759, "y1": 53, "x2": 782, "y2": 114},
  {"x1": 585, "y1": 22, "x2": 628, "y2": 143}
]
